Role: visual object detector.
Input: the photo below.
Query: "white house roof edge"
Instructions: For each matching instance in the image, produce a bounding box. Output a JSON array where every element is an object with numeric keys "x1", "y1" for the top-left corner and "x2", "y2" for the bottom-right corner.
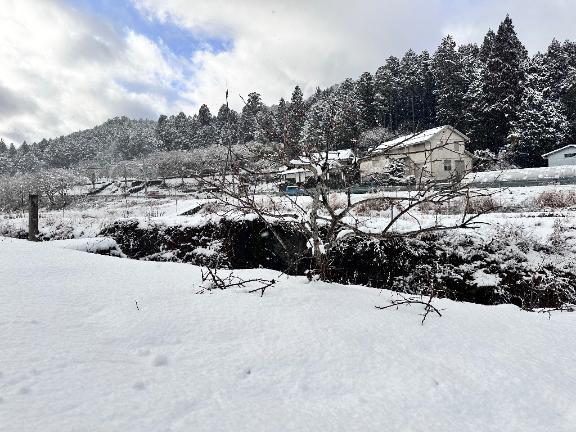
[
  {"x1": 542, "y1": 144, "x2": 576, "y2": 158},
  {"x1": 366, "y1": 125, "x2": 470, "y2": 159}
]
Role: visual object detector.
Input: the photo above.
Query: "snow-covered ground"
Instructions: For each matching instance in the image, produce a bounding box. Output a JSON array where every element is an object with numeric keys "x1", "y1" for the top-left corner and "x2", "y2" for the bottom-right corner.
[
  {"x1": 2, "y1": 183, "x2": 576, "y2": 243},
  {"x1": 1, "y1": 237, "x2": 575, "y2": 431}
]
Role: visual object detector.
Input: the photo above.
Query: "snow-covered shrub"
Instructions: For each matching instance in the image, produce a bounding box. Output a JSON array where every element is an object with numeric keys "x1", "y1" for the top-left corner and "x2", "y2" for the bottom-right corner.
[
  {"x1": 354, "y1": 198, "x2": 393, "y2": 215},
  {"x1": 533, "y1": 190, "x2": 576, "y2": 209},
  {"x1": 326, "y1": 228, "x2": 576, "y2": 309},
  {"x1": 464, "y1": 196, "x2": 499, "y2": 214},
  {"x1": 100, "y1": 218, "x2": 311, "y2": 273}
]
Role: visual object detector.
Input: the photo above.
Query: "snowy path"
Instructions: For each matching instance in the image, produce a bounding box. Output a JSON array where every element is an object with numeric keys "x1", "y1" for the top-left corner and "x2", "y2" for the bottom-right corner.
[{"x1": 0, "y1": 237, "x2": 575, "y2": 431}]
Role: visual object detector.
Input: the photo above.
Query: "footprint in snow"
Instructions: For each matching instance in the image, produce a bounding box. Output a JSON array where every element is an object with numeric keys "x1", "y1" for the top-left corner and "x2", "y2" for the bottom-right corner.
[
  {"x1": 137, "y1": 348, "x2": 151, "y2": 357},
  {"x1": 152, "y1": 354, "x2": 169, "y2": 367},
  {"x1": 133, "y1": 381, "x2": 147, "y2": 391}
]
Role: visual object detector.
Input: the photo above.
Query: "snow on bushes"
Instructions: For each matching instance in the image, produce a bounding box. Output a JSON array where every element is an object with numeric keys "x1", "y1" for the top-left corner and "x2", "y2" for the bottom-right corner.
[
  {"x1": 98, "y1": 216, "x2": 576, "y2": 310},
  {"x1": 99, "y1": 218, "x2": 311, "y2": 273},
  {"x1": 326, "y1": 226, "x2": 576, "y2": 309},
  {"x1": 533, "y1": 190, "x2": 576, "y2": 209}
]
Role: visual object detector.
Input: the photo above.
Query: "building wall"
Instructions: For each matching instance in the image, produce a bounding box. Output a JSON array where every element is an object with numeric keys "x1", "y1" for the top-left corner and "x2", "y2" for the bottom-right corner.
[
  {"x1": 359, "y1": 155, "x2": 393, "y2": 180},
  {"x1": 546, "y1": 148, "x2": 576, "y2": 167},
  {"x1": 360, "y1": 128, "x2": 473, "y2": 181}
]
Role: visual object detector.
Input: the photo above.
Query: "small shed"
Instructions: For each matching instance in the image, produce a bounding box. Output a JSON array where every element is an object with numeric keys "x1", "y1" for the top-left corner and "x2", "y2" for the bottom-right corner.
[
  {"x1": 542, "y1": 145, "x2": 576, "y2": 167},
  {"x1": 279, "y1": 167, "x2": 314, "y2": 184},
  {"x1": 280, "y1": 149, "x2": 355, "y2": 185}
]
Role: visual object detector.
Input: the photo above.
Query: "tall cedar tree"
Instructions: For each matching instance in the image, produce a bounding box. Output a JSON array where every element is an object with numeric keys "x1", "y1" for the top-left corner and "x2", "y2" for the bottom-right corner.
[
  {"x1": 286, "y1": 86, "x2": 306, "y2": 156},
  {"x1": 240, "y1": 92, "x2": 264, "y2": 143},
  {"x1": 419, "y1": 51, "x2": 437, "y2": 129},
  {"x1": 399, "y1": 49, "x2": 423, "y2": 129},
  {"x1": 331, "y1": 78, "x2": 364, "y2": 149},
  {"x1": 433, "y1": 36, "x2": 468, "y2": 131},
  {"x1": 356, "y1": 72, "x2": 377, "y2": 128},
  {"x1": 275, "y1": 98, "x2": 288, "y2": 145},
  {"x1": 198, "y1": 104, "x2": 212, "y2": 126},
  {"x1": 473, "y1": 16, "x2": 528, "y2": 152},
  {"x1": 374, "y1": 56, "x2": 401, "y2": 130},
  {"x1": 216, "y1": 104, "x2": 239, "y2": 146}
]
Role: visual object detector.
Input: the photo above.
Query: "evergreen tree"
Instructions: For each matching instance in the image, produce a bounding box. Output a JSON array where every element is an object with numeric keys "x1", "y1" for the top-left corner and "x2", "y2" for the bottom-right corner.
[
  {"x1": 419, "y1": 51, "x2": 436, "y2": 129},
  {"x1": 8, "y1": 143, "x2": 18, "y2": 158},
  {"x1": 306, "y1": 87, "x2": 324, "y2": 110},
  {"x1": 300, "y1": 100, "x2": 331, "y2": 151},
  {"x1": 255, "y1": 109, "x2": 277, "y2": 144},
  {"x1": 287, "y1": 86, "x2": 306, "y2": 151},
  {"x1": 399, "y1": 49, "x2": 423, "y2": 129},
  {"x1": 216, "y1": 104, "x2": 239, "y2": 146},
  {"x1": 198, "y1": 104, "x2": 212, "y2": 126},
  {"x1": 356, "y1": 72, "x2": 377, "y2": 128},
  {"x1": 479, "y1": 29, "x2": 495, "y2": 63},
  {"x1": 240, "y1": 92, "x2": 264, "y2": 143},
  {"x1": 542, "y1": 39, "x2": 570, "y2": 100},
  {"x1": 433, "y1": 36, "x2": 468, "y2": 130},
  {"x1": 275, "y1": 98, "x2": 288, "y2": 144},
  {"x1": 509, "y1": 86, "x2": 568, "y2": 167},
  {"x1": 471, "y1": 16, "x2": 528, "y2": 152},
  {"x1": 560, "y1": 68, "x2": 576, "y2": 142},
  {"x1": 157, "y1": 114, "x2": 176, "y2": 151},
  {"x1": 542, "y1": 39, "x2": 576, "y2": 142},
  {"x1": 458, "y1": 43, "x2": 481, "y2": 133},
  {"x1": 19, "y1": 141, "x2": 30, "y2": 154},
  {"x1": 174, "y1": 112, "x2": 193, "y2": 150},
  {"x1": 0, "y1": 139, "x2": 7, "y2": 154},
  {"x1": 374, "y1": 57, "x2": 401, "y2": 129},
  {"x1": 331, "y1": 78, "x2": 364, "y2": 149}
]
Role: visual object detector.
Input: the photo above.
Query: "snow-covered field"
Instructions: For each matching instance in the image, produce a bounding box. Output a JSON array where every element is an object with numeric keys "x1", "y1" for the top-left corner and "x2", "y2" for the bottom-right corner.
[
  {"x1": 2, "y1": 184, "x2": 575, "y2": 244},
  {"x1": 1, "y1": 237, "x2": 575, "y2": 431}
]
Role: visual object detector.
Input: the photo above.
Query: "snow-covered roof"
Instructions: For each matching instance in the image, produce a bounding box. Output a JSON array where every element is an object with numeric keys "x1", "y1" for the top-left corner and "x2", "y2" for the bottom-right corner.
[
  {"x1": 464, "y1": 165, "x2": 576, "y2": 183},
  {"x1": 290, "y1": 149, "x2": 354, "y2": 166},
  {"x1": 542, "y1": 144, "x2": 576, "y2": 158},
  {"x1": 279, "y1": 168, "x2": 312, "y2": 175},
  {"x1": 374, "y1": 125, "x2": 469, "y2": 153}
]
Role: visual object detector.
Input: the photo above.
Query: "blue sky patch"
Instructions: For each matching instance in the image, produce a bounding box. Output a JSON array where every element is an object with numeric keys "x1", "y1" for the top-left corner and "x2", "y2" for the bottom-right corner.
[{"x1": 65, "y1": 0, "x2": 232, "y2": 59}]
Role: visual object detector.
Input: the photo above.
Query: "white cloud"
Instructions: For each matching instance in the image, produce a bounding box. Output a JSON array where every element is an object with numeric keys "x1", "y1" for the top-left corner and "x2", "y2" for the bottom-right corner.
[
  {"x1": 136, "y1": 0, "x2": 576, "y2": 116},
  {"x1": 4, "y1": 0, "x2": 576, "y2": 145},
  {"x1": 0, "y1": 0, "x2": 186, "y2": 144},
  {"x1": 442, "y1": 0, "x2": 576, "y2": 51},
  {"x1": 135, "y1": 0, "x2": 447, "y2": 112}
]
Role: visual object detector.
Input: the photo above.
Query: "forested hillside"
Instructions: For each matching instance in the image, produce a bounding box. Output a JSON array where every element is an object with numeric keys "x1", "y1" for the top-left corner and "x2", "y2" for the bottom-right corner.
[{"x1": 2, "y1": 15, "x2": 576, "y2": 174}]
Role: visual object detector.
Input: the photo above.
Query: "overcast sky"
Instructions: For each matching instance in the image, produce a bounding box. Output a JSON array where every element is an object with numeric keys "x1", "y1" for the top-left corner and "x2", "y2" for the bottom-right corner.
[{"x1": 2, "y1": 0, "x2": 576, "y2": 145}]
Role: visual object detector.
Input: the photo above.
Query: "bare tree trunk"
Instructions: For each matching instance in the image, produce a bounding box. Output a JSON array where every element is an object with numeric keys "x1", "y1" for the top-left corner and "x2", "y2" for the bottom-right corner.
[{"x1": 309, "y1": 182, "x2": 325, "y2": 277}]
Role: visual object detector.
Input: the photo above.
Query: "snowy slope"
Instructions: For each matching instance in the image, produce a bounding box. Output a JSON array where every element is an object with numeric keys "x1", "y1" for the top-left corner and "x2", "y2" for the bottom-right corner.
[{"x1": 1, "y1": 237, "x2": 575, "y2": 431}]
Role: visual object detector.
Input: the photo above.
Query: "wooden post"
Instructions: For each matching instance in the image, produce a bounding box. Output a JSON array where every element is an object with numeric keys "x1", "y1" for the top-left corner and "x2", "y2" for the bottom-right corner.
[{"x1": 28, "y1": 194, "x2": 39, "y2": 241}]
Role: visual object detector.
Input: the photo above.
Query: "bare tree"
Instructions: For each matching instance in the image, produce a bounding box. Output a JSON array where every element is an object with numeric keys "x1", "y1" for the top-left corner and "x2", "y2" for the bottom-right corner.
[{"x1": 189, "y1": 117, "x2": 493, "y2": 282}]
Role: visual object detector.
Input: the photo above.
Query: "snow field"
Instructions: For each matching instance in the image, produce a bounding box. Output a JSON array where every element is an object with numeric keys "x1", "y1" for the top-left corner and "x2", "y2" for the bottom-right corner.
[{"x1": 1, "y1": 237, "x2": 575, "y2": 431}]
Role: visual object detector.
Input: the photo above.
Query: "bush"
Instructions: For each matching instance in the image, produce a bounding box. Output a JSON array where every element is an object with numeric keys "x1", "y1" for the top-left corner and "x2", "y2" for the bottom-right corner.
[{"x1": 533, "y1": 190, "x2": 576, "y2": 209}]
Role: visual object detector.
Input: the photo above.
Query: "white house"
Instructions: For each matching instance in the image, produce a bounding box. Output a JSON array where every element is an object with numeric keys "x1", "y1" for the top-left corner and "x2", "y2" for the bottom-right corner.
[
  {"x1": 279, "y1": 149, "x2": 355, "y2": 184},
  {"x1": 359, "y1": 125, "x2": 474, "y2": 182},
  {"x1": 542, "y1": 145, "x2": 576, "y2": 167}
]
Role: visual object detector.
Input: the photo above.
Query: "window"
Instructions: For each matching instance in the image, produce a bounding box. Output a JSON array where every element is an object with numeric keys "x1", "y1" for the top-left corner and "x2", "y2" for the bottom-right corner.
[
  {"x1": 443, "y1": 160, "x2": 452, "y2": 171},
  {"x1": 453, "y1": 143, "x2": 460, "y2": 152},
  {"x1": 564, "y1": 152, "x2": 576, "y2": 158}
]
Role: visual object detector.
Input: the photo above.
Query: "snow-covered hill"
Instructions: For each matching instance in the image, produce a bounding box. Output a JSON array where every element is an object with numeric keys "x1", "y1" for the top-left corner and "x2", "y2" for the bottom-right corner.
[{"x1": 1, "y1": 237, "x2": 575, "y2": 431}]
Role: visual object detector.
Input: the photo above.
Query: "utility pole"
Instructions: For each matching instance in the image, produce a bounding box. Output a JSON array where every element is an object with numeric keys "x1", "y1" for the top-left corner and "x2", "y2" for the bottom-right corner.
[{"x1": 28, "y1": 194, "x2": 39, "y2": 241}]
